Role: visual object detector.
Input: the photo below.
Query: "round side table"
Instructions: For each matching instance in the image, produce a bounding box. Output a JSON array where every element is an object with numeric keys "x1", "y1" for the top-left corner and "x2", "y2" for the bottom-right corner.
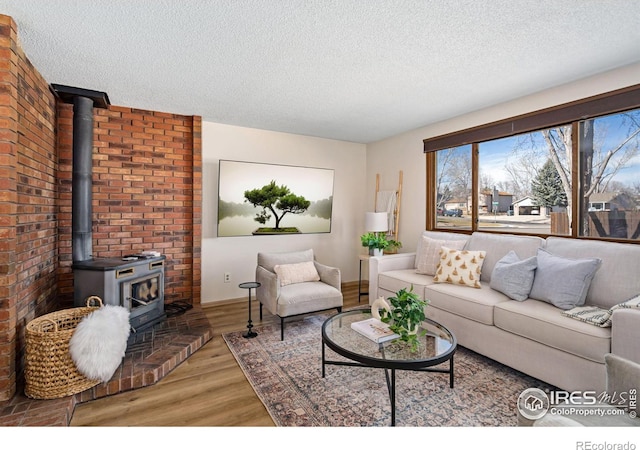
[{"x1": 239, "y1": 281, "x2": 260, "y2": 338}]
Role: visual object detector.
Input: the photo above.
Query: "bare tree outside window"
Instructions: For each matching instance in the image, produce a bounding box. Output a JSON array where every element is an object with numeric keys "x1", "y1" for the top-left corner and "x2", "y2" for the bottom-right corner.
[
  {"x1": 436, "y1": 145, "x2": 472, "y2": 229},
  {"x1": 542, "y1": 110, "x2": 640, "y2": 237}
]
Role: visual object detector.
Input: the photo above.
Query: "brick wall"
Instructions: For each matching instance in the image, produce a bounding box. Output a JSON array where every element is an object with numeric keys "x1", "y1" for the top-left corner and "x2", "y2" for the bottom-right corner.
[
  {"x1": 56, "y1": 105, "x2": 202, "y2": 306},
  {"x1": 0, "y1": 13, "x2": 202, "y2": 402},
  {"x1": 0, "y1": 15, "x2": 58, "y2": 401}
]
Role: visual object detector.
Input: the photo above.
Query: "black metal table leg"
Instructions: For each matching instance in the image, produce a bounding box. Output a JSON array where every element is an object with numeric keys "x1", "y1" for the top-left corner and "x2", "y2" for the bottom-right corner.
[
  {"x1": 358, "y1": 256, "x2": 369, "y2": 303},
  {"x1": 391, "y1": 369, "x2": 396, "y2": 426},
  {"x1": 382, "y1": 367, "x2": 397, "y2": 426},
  {"x1": 450, "y1": 355, "x2": 454, "y2": 388}
]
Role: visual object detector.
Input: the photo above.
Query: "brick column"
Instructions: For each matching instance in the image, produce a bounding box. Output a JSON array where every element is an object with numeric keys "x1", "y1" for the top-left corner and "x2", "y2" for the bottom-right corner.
[
  {"x1": 191, "y1": 116, "x2": 202, "y2": 304},
  {"x1": 0, "y1": 15, "x2": 18, "y2": 401}
]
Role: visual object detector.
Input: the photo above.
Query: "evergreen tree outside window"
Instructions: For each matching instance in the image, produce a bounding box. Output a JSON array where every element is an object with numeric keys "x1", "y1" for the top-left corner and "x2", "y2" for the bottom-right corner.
[{"x1": 531, "y1": 159, "x2": 568, "y2": 212}]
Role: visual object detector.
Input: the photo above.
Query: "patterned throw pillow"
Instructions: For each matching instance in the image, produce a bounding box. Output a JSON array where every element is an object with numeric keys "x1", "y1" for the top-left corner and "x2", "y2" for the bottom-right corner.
[
  {"x1": 415, "y1": 235, "x2": 466, "y2": 275},
  {"x1": 433, "y1": 247, "x2": 486, "y2": 289}
]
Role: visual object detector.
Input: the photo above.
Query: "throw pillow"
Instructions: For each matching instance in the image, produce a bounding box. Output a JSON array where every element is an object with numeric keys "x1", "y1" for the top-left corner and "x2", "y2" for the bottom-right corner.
[
  {"x1": 415, "y1": 235, "x2": 466, "y2": 275},
  {"x1": 433, "y1": 247, "x2": 486, "y2": 289},
  {"x1": 489, "y1": 250, "x2": 537, "y2": 301},
  {"x1": 529, "y1": 248, "x2": 602, "y2": 310},
  {"x1": 274, "y1": 261, "x2": 320, "y2": 286},
  {"x1": 69, "y1": 305, "x2": 131, "y2": 383}
]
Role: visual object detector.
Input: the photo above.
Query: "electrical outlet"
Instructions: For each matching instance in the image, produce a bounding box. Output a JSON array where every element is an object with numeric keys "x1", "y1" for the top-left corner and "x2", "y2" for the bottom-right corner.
[{"x1": 224, "y1": 272, "x2": 231, "y2": 283}]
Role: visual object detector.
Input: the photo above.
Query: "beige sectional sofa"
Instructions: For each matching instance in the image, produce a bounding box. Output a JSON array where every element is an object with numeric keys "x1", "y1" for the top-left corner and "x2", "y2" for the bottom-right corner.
[{"x1": 368, "y1": 231, "x2": 640, "y2": 393}]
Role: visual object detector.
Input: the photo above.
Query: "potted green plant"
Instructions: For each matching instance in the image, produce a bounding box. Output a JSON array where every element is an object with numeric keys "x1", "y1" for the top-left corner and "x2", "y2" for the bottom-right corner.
[
  {"x1": 360, "y1": 232, "x2": 401, "y2": 256},
  {"x1": 372, "y1": 285, "x2": 428, "y2": 351}
]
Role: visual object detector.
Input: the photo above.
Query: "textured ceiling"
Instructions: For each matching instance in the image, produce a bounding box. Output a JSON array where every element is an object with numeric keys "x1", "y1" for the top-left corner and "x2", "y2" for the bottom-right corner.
[{"x1": 1, "y1": 0, "x2": 639, "y2": 143}]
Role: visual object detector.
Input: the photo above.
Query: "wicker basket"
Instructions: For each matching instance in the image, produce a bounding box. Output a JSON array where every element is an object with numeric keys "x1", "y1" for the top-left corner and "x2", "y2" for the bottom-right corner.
[{"x1": 24, "y1": 296, "x2": 104, "y2": 399}]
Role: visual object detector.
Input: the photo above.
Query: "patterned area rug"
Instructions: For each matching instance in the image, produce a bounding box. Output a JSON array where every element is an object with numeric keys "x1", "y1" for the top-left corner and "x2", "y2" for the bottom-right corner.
[{"x1": 223, "y1": 312, "x2": 554, "y2": 427}]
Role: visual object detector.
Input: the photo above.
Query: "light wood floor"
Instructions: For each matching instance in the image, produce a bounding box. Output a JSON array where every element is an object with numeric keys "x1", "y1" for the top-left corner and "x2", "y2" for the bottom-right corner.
[{"x1": 69, "y1": 282, "x2": 363, "y2": 426}]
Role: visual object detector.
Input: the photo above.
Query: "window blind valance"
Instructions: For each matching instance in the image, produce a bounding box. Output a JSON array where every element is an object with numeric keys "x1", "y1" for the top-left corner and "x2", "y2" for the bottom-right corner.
[{"x1": 423, "y1": 84, "x2": 640, "y2": 153}]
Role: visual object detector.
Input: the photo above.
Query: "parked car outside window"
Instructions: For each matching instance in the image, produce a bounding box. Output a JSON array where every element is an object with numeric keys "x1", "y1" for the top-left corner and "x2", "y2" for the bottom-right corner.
[{"x1": 444, "y1": 208, "x2": 463, "y2": 217}]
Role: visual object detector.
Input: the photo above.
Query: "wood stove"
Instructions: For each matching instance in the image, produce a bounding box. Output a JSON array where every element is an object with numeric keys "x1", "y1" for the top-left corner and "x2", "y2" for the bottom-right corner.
[
  {"x1": 72, "y1": 255, "x2": 166, "y2": 333},
  {"x1": 51, "y1": 84, "x2": 167, "y2": 334}
]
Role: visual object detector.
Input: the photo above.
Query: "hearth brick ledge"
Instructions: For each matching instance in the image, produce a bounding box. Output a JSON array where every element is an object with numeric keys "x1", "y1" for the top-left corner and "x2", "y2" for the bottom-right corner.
[{"x1": 0, "y1": 305, "x2": 212, "y2": 426}]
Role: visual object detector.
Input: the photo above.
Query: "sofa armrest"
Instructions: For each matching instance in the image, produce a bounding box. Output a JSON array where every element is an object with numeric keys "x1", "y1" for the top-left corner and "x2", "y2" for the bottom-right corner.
[
  {"x1": 314, "y1": 261, "x2": 341, "y2": 291},
  {"x1": 368, "y1": 252, "x2": 417, "y2": 303},
  {"x1": 256, "y1": 265, "x2": 279, "y2": 315},
  {"x1": 611, "y1": 308, "x2": 640, "y2": 365}
]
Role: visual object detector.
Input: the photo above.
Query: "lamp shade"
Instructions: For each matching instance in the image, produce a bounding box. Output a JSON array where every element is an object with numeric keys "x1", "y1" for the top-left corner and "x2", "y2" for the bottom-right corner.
[{"x1": 365, "y1": 212, "x2": 388, "y2": 232}]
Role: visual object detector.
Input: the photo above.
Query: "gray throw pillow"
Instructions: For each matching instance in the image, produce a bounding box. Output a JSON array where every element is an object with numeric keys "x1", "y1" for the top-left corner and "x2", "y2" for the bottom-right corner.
[
  {"x1": 529, "y1": 248, "x2": 602, "y2": 310},
  {"x1": 489, "y1": 250, "x2": 537, "y2": 301}
]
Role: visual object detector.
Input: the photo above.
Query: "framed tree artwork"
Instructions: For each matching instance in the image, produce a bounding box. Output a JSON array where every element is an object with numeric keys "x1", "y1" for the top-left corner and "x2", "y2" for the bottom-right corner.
[{"x1": 217, "y1": 160, "x2": 334, "y2": 237}]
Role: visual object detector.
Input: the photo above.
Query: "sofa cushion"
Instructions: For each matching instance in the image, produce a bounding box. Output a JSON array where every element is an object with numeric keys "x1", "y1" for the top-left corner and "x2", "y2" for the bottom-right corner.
[
  {"x1": 494, "y1": 299, "x2": 611, "y2": 363},
  {"x1": 490, "y1": 250, "x2": 537, "y2": 301},
  {"x1": 546, "y1": 237, "x2": 640, "y2": 309},
  {"x1": 529, "y1": 248, "x2": 601, "y2": 310},
  {"x1": 465, "y1": 232, "x2": 545, "y2": 282},
  {"x1": 378, "y1": 269, "x2": 432, "y2": 300},
  {"x1": 425, "y1": 282, "x2": 510, "y2": 325},
  {"x1": 277, "y1": 281, "x2": 342, "y2": 317},
  {"x1": 433, "y1": 247, "x2": 486, "y2": 289},
  {"x1": 415, "y1": 235, "x2": 466, "y2": 275}
]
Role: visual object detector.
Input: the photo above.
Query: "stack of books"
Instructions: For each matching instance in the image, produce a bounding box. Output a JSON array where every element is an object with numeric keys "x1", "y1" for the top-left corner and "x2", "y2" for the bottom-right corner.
[{"x1": 351, "y1": 318, "x2": 400, "y2": 343}]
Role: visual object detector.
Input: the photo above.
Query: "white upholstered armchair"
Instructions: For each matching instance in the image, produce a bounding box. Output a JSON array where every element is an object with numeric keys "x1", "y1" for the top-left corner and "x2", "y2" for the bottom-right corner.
[{"x1": 256, "y1": 249, "x2": 343, "y2": 340}]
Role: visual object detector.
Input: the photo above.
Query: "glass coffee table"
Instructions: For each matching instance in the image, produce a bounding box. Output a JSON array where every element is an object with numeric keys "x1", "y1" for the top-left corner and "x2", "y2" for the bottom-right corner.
[{"x1": 321, "y1": 309, "x2": 457, "y2": 426}]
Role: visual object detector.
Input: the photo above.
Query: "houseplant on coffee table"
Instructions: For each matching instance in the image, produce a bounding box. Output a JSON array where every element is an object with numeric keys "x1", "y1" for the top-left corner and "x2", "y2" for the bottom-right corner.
[{"x1": 372, "y1": 286, "x2": 428, "y2": 351}]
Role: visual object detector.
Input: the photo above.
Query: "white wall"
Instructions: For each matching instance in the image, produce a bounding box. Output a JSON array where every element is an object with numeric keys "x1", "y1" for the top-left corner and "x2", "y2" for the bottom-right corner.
[
  {"x1": 202, "y1": 121, "x2": 367, "y2": 304},
  {"x1": 366, "y1": 62, "x2": 640, "y2": 254}
]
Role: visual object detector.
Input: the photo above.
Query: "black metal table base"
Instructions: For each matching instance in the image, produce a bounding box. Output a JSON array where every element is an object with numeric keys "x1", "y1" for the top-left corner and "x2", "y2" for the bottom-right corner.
[
  {"x1": 322, "y1": 341, "x2": 455, "y2": 426},
  {"x1": 239, "y1": 281, "x2": 260, "y2": 339},
  {"x1": 244, "y1": 328, "x2": 257, "y2": 338}
]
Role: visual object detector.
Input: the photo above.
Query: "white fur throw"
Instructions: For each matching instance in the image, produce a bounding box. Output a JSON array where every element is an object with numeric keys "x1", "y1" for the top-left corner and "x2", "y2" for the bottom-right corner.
[{"x1": 70, "y1": 305, "x2": 131, "y2": 383}]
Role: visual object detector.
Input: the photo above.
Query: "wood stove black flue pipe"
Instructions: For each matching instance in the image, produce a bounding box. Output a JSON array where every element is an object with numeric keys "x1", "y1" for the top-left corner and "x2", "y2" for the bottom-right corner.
[
  {"x1": 50, "y1": 84, "x2": 110, "y2": 262},
  {"x1": 71, "y1": 95, "x2": 94, "y2": 261}
]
